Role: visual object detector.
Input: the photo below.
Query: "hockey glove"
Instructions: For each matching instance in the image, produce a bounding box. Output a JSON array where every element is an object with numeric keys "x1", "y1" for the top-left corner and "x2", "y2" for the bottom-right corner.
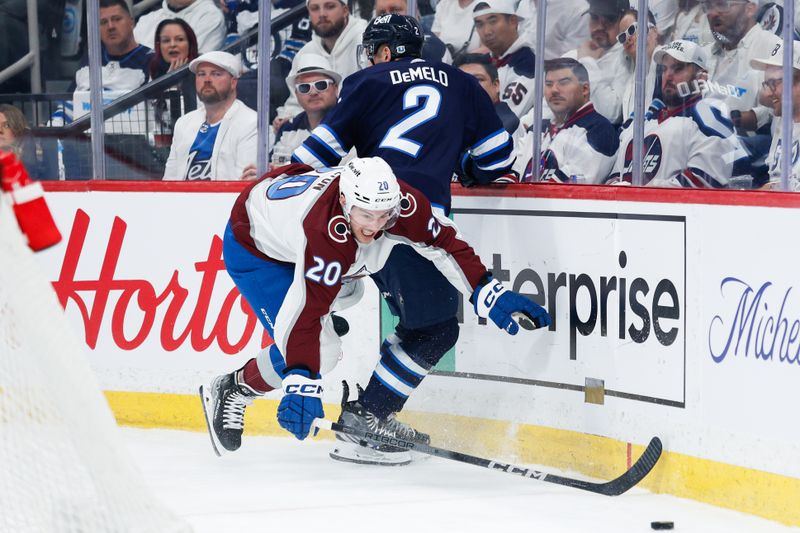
[
  {"x1": 472, "y1": 277, "x2": 551, "y2": 335},
  {"x1": 455, "y1": 152, "x2": 478, "y2": 188},
  {"x1": 277, "y1": 368, "x2": 324, "y2": 440}
]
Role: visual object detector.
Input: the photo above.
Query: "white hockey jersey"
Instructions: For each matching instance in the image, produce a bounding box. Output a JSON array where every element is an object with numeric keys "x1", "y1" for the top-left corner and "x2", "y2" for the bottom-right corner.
[
  {"x1": 229, "y1": 164, "x2": 489, "y2": 373},
  {"x1": 609, "y1": 96, "x2": 747, "y2": 187},
  {"x1": 494, "y1": 37, "x2": 537, "y2": 118},
  {"x1": 766, "y1": 122, "x2": 800, "y2": 185},
  {"x1": 525, "y1": 102, "x2": 619, "y2": 183}
]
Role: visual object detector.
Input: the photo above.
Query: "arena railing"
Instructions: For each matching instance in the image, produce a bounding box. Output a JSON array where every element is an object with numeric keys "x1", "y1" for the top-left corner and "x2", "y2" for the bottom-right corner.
[{"x1": 3, "y1": 3, "x2": 306, "y2": 180}]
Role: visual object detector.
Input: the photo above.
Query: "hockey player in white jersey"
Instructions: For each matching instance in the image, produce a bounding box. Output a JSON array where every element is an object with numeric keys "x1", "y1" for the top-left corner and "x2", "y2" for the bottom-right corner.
[
  {"x1": 200, "y1": 157, "x2": 551, "y2": 464},
  {"x1": 608, "y1": 40, "x2": 748, "y2": 187},
  {"x1": 751, "y1": 40, "x2": 800, "y2": 191}
]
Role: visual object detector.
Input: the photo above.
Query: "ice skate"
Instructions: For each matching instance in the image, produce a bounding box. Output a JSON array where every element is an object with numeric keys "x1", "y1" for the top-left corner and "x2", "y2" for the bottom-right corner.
[
  {"x1": 200, "y1": 372, "x2": 260, "y2": 456},
  {"x1": 329, "y1": 382, "x2": 430, "y2": 466}
]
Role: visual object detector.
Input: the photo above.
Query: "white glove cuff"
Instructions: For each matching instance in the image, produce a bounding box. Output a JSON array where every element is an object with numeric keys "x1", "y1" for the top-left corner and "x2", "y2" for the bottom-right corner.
[{"x1": 474, "y1": 278, "x2": 507, "y2": 319}]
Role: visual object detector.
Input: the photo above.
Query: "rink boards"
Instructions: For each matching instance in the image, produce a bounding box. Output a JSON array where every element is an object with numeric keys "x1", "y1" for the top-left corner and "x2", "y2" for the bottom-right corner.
[{"x1": 36, "y1": 182, "x2": 800, "y2": 526}]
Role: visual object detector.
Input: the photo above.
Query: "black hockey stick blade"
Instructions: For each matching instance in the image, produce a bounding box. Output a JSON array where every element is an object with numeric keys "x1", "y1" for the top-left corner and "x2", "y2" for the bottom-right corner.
[
  {"x1": 313, "y1": 419, "x2": 662, "y2": 496},
  {"x1": 511, "y1": 311, "x2": 536, "y2": 330}
]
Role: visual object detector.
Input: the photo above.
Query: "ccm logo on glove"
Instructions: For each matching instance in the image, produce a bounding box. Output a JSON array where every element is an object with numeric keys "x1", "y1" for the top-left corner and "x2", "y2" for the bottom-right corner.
[
  {"x1": 481, "y1": 281, "x2": 506, "y2": 307},
  {"x1": 473, "y1": 277, "x2": 552, "y2": 335},
  {"x1": 285, "y1": 383, "x2": 323, "y2": 395},
  {"x1": 278, "y1": 370, "x2": 324, "y2": 440}
]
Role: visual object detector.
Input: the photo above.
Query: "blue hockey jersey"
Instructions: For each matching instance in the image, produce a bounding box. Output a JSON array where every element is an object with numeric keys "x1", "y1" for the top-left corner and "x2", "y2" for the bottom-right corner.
[{"x1": 292, "y1": 57, "x2": 513, "y2": 213}]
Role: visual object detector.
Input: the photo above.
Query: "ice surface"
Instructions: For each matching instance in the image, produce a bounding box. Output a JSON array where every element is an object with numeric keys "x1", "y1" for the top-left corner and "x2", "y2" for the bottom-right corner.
[{"x1": 123, "y1": 428, "x2": 798, "y2": 533}]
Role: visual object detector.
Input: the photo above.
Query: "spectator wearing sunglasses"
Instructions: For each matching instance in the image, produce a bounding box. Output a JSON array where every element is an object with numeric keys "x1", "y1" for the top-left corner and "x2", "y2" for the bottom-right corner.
[
  {"x1": 271, "y1": 54, "x2": 342, "y2": 168},
  {"x1": 273, "y1": 0, "x2": 367, "y2": 131},
  {"x1": 616, "y1": 8, "x2": 663, "y2": 121},
  {"x1": 563, "y1": 0, "x2": 629, "y2": 125},
  {"x1": 700, "y1": 0, "x2": 780, "y2": 133},
  {"x1": 163, "y1": 51, "x2": 258, "y2": 181}
]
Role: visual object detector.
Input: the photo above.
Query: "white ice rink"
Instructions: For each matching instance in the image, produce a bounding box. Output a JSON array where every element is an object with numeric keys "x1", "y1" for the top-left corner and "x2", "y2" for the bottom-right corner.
[{"x1": 125, "y1": 428, "x2": 798, "y2": 533}]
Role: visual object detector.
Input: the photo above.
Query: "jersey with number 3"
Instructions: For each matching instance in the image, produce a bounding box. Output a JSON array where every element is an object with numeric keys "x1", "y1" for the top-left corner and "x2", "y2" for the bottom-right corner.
[
  {"x1": 229, "y1": 164, "x2": 488, "y2": 373},
  {"x1": 292, "y1": 57, "x2": 513, "y2": 213}
]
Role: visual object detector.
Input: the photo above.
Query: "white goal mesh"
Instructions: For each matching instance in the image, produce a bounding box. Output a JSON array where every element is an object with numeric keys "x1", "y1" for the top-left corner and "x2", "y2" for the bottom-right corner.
[{"x1": 0, "y1": 197, "x2": 191, "y2": 533}]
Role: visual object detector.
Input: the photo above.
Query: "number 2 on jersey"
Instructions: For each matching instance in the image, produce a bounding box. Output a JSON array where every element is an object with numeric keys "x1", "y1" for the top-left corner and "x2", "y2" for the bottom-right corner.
[{"x1": 379, "y1": 85, "x2": 442, "y2": 158}]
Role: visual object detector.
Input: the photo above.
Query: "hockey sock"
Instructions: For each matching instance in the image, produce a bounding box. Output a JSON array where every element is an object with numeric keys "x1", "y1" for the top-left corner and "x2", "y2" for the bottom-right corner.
[
  {"x1": 361, "y1": 318, "x2": 458, "y2": 419},
  {"x1": 236, "y1": 358, "x2": 274, "y2": 394}
]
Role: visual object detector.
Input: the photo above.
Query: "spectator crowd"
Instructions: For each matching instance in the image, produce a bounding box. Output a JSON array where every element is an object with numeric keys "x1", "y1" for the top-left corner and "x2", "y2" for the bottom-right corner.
[{"x1": 2, "y1": 0, "x2": 800, "y2": 190}]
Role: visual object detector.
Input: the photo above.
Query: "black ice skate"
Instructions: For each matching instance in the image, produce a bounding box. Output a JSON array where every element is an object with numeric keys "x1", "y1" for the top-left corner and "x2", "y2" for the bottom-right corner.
[
  {"x1": 329, "y1": 382, "x2": 430, "y2": 466},
  {"x1": 200, "y1": 372, "x2": 260, "y2": 456}
]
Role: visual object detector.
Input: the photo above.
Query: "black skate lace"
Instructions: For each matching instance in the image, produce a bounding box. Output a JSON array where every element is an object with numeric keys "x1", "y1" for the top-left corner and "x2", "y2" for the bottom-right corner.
[{"x1": 222, "y1": 390, "x2": 253, "y2": 430}]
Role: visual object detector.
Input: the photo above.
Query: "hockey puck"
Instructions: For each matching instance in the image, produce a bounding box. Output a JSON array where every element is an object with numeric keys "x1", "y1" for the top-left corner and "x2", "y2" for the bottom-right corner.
[
  {"x1": 332, "y1": 314, "x2": 350, "y2": 337},
  {"x1": 650, "y1": 521, "x2": 674, "y2": 530}
]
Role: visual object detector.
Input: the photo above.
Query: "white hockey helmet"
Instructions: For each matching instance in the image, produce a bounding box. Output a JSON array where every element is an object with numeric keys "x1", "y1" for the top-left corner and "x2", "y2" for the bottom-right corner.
[{"x1": 338, "y1": 157, "x2": 402, "y2": 224}]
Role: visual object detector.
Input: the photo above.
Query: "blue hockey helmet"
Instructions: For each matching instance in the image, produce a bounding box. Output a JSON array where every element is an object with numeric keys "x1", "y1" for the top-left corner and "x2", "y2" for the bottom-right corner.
[{"x1": 360, "y1": 14, "x2": 424, "y2": 64}]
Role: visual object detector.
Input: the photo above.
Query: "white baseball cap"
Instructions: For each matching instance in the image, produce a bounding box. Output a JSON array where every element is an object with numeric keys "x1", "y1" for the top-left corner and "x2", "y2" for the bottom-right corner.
[
  {"x1": 750, "y1": 41, "x2": 800, "y2": 71},
  {"x1": 189, "y1": 51, "x2": 243, "y2": 79},
  {"x1": 653, "y1": 40, "x2": 709, "y2": 71},
  {"x1": 286, "y1": 54, "x2": 342, "y2": 91},
  {"x1": 473, "y1": 0, "x2": 524, "y2": 19}
]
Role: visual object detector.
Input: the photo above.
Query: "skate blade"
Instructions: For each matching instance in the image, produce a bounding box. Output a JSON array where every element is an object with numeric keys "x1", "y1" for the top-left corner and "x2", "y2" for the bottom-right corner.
[
  {"x1": 199, "y1": 385, "x2": 224, "y2": 457},
  {"x1": 329, "y1": 442, "x2": 412, "y2": 466}
]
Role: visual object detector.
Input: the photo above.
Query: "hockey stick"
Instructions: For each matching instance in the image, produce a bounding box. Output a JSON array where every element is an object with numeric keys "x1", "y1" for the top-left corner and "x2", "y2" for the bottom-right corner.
[{"x1": 313, "y1": 418, "x2": 662, "y2": 496}]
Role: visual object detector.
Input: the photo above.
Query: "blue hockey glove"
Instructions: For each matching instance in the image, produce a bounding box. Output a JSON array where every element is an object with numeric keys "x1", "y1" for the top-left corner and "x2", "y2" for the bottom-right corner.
[
  {"x1": 277, "y1": 368, "x2": 324, "y2": 440},
  {"x1": 472, "y1": 278, "x2": 552, "y2": 335}
]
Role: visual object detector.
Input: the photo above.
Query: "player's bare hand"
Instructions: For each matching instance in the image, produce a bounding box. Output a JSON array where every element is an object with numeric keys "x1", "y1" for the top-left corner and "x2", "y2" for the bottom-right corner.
[{"x1": 240, "y1": 164, "x2": 258, "y2": 180}]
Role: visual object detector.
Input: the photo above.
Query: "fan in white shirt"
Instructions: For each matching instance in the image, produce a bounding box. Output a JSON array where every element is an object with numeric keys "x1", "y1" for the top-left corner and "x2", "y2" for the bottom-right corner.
[
  {"x1": 701, "y1": 0, "x2": 781, "y2": 132},
  {"x1": 751, "y1": 40, "x2": 800, "y2": 190},
  {"x1": 563, "y1": 0, "x2": 630, "y2": 124}
]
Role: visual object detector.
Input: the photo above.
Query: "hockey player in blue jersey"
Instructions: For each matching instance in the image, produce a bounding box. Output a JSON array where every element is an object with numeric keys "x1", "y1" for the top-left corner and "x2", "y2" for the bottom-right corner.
[
  {"x1": 291, "y1": 14, "x2": 521, "y2": 466},
  {"x1": 292, "y1": 14, "x2": 515, "y2": 212}
]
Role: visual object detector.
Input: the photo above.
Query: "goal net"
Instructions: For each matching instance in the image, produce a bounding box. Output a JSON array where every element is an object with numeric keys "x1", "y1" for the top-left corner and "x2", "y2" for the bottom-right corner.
[{"x1": 0, "y1": 196, "x2": 191, "y2": 533}]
